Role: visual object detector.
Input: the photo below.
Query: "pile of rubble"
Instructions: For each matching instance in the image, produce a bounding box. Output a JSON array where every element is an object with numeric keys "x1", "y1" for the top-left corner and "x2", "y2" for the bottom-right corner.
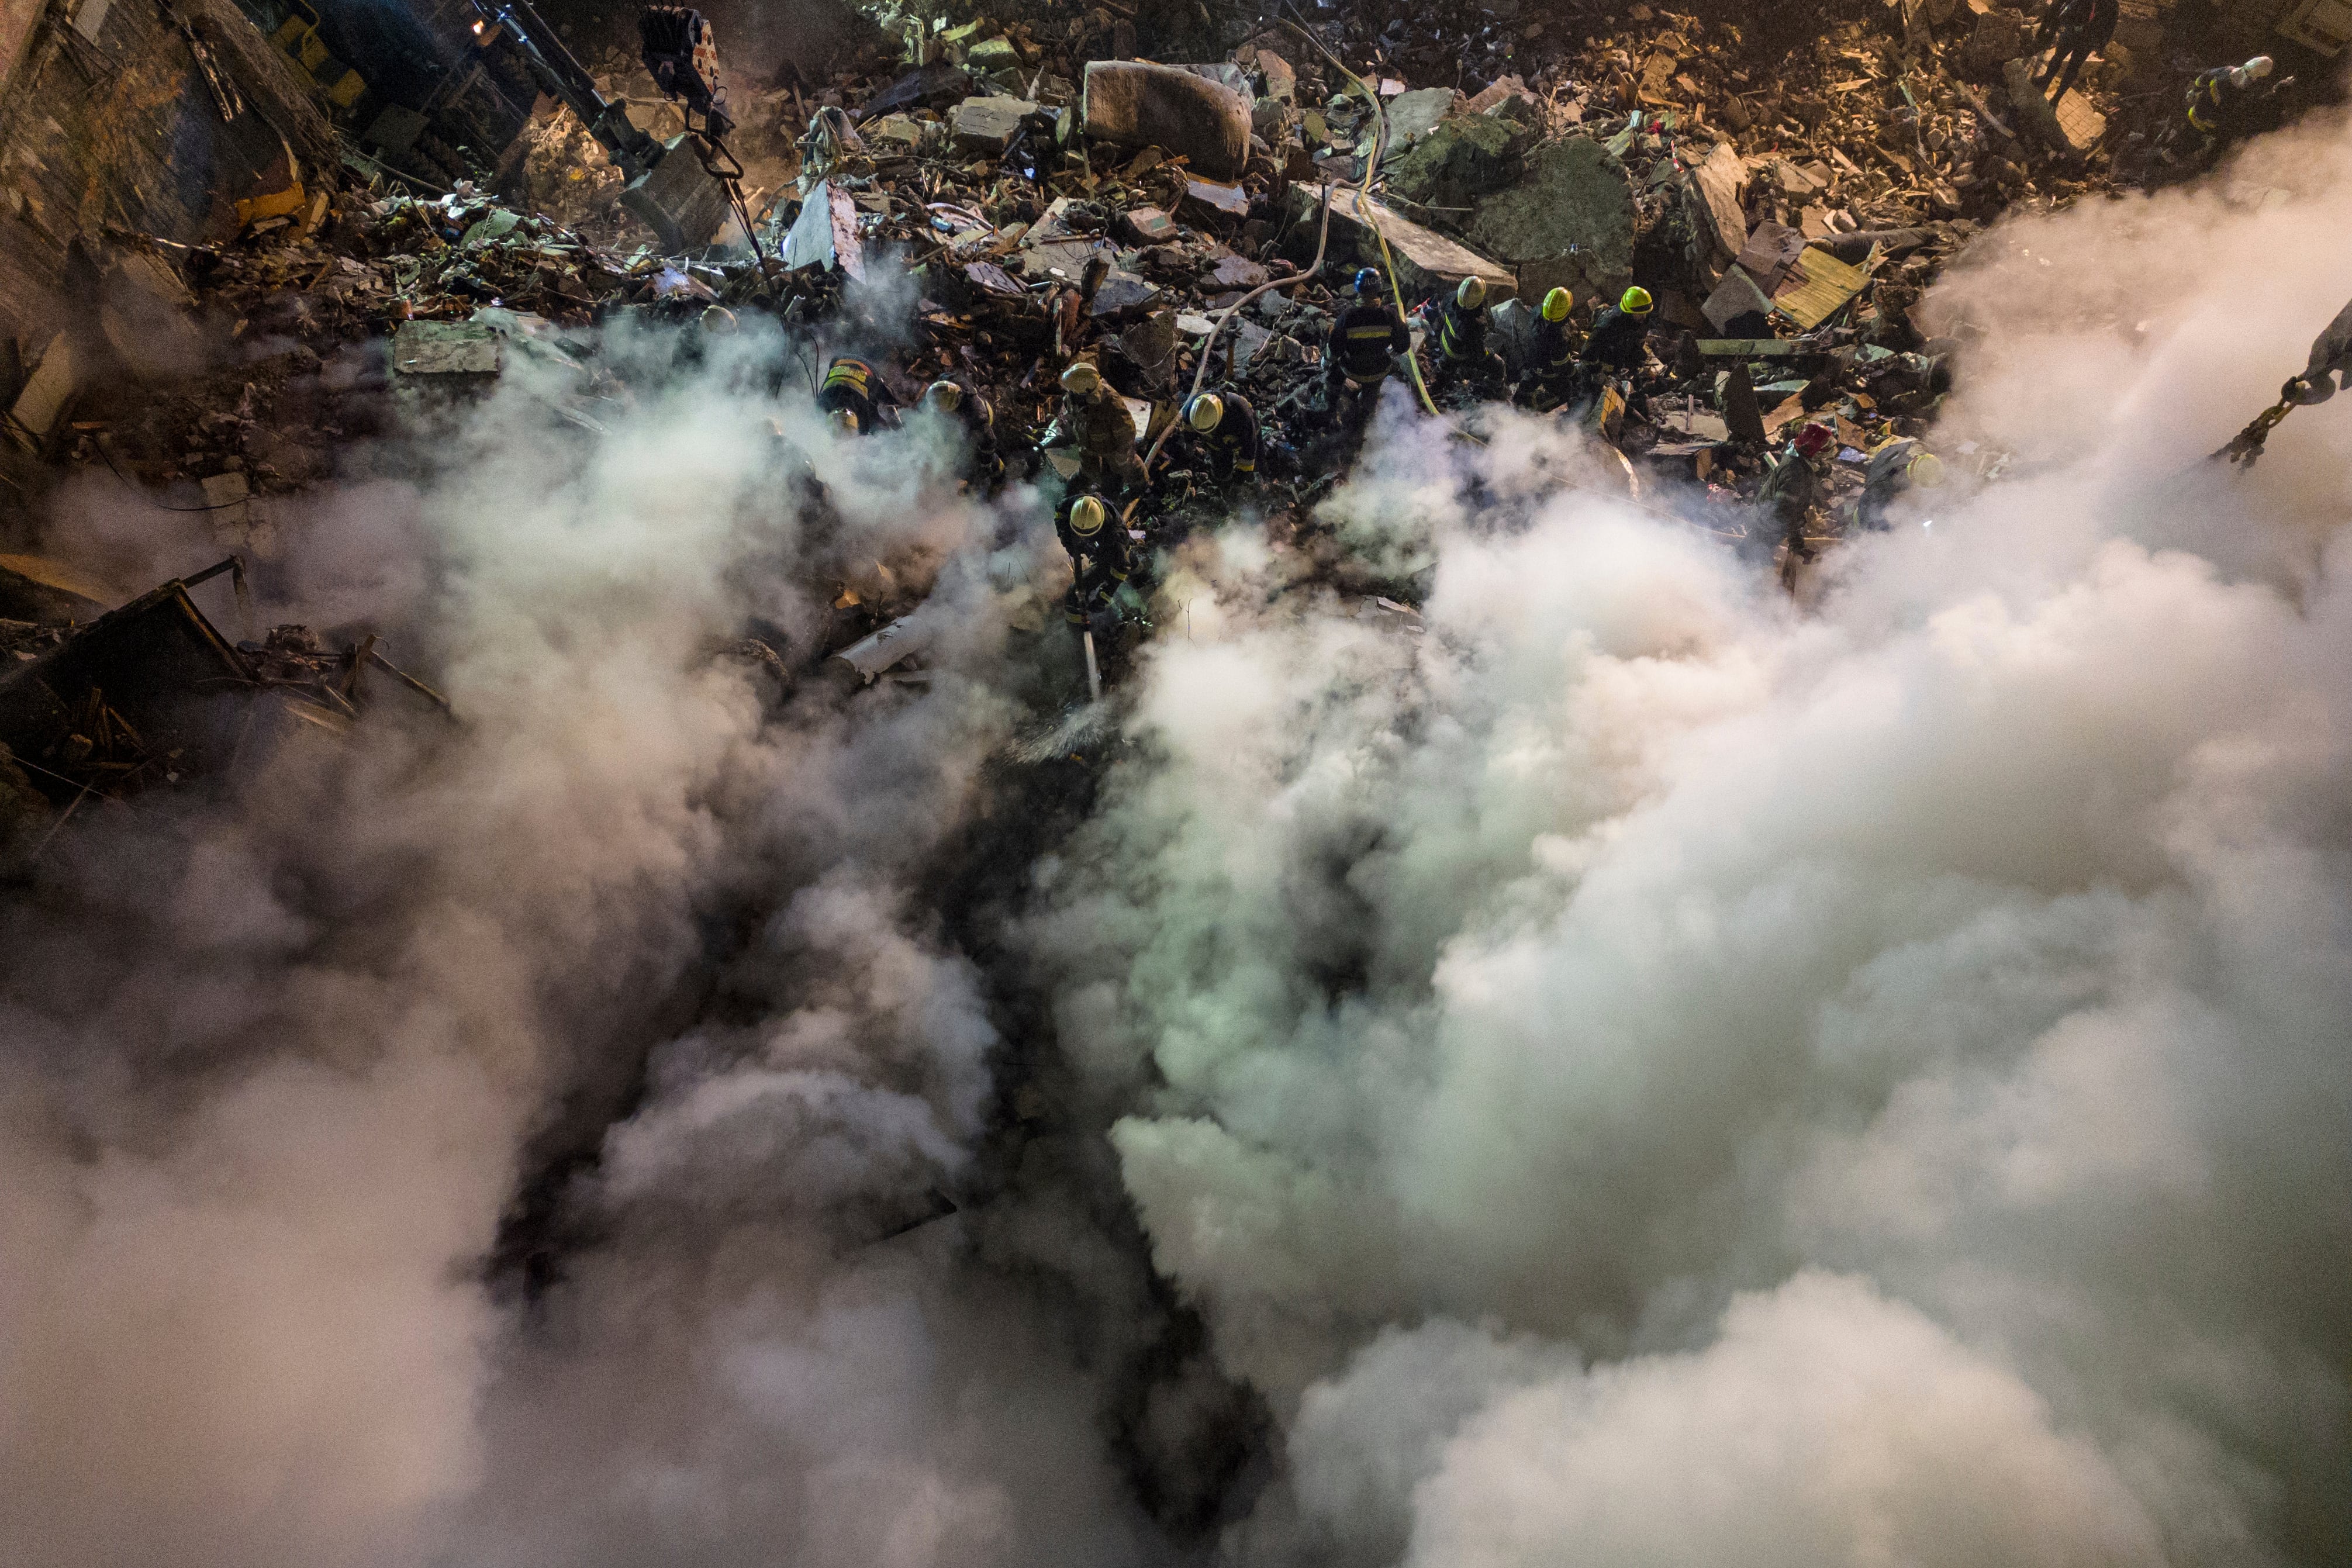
[{"x1": 5, "y1": 0, "x2": 2329, "y2": 841}]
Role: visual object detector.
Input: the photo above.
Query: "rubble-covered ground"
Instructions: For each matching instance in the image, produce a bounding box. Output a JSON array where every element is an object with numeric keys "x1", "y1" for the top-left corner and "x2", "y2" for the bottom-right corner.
[{"x1": 6, "y1": 1, "x2": 2352, "y2": 1564}]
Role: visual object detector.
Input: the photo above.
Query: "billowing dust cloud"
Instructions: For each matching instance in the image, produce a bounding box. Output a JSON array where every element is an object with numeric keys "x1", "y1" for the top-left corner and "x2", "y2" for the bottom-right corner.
[{"x1": 5, "y1": 115, "x2": 2352, "y2": 1568}]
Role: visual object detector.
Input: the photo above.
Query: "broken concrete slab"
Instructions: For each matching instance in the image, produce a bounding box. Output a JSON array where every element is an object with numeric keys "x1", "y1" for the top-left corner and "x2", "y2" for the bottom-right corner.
[
  {"x1": 1123, "y1": 206, "x2": 1179, "y2": 244},
  {"x1": 1376, "y1": 87, "x2": 1458, "y2": 156},
  {"x1": 1256, "y1": 51, "x2": 1296, "y2": 103},
  {"x1": 1204, "y1": 253, "x2": 1269, "y2": 291},
  {"x1": 1959, "y1": 8, "x2": 2032, "y2": 77},
  {"x1": 1082, "y1": 60, "x2": 1252, "y2": 181},
  {"x1": 962, "y1": 260, "x2": 1024, "y2": 296},
  {"x1": 1702, "y1": 265, "x2": 1776, "y2": 336},
  {"x1": 1465, "y1": 74, "x2": 1537, "y2": 116},
  {"x1": 1386, "y1": 113, "x2": 1529, "y2": 213},
  {"x1": 1314, "y1": 186, "x2": 1515, "y2": 298},
  {"x1": 1735, "y1": 220, "x2": 1809, "y2": 294},
  {"x1": 1020, "y1": 238, "x2": 1114, "y2": 279},
  {"x1": 8, "y1": 335, "x2": 80, "y2": 451},
  {"x1": 965, "y1": 36, "x2": 1020, "y2": 77},
  {"x1": 391, "y1": 320, "x2": 501, "y2": 376},
  {"x1": 782, "y1": 181, "x2": 867, "y2": 281},
  {"x1": 2000, "y1": 59, "x2": 2104, "y2": 158},
  {"x1": 1089, "y1": 270, "x2": 1160, "y2": 316},
  {"x1": 1691, "y1": 140, "x2": 1749, "y2": 262},
  {"x1": 99, "y1": 250, "x2": 206, "y2": 386},
  {"x1": 2054, "y1": 91, "x2": 2107, "y2": 150},
  {"x1": 1177, "y1": 62, "x2": 1253, "y2": 98},
  {"x1": 861, "y1": 63, "x2": 974, "y2": 119},
  {"x1": 1465, "y1": 136, "x2": 1636, "y2": 308},
  {"x1": 950, "y1": 94, "x2": 1040, "y2": 153},
  {"x1": 1179, "y1": 177, "x2": 1251, "y2": 223}
]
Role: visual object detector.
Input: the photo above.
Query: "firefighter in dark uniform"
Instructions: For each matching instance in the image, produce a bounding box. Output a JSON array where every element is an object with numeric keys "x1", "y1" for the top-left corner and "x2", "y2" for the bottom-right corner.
[
  {"x1": 1179, "y1": 391, "x2": 1260, "y2": 485},
  {"x1": 1055, "y1": 492, "x2": 1134, "y2": 631},
  {"x1": 817, "y1": 354, "x2": 899, "y2": 434},
  {"x1": 1754, "y1": 423, "x2": 1833, "y2": 581},
  {"x1": 1856, "y1": 437, "x2": 1945, "y2": 531},
  {"x1": 1580, "y1": 286, "x2": 1655, "y2": 376},
  {"x1": 1050, "y1": 361, "x2": 1141, "y2": 496},
  {"x1": 1325, "y1": 268, "x2": 1410, "y2": 423},
  {"x1": 2183, "y1": 56, "x2": 2276, "y2": 159},
  {"x1": 2032, "y1": 0, "x2": 2115, "y2": 103},
  {"x1": 923, "y1": 379, "x2": 1003, "y2": 488},
  {"x1": 1431, "y1": 276, "x2": 1505, "y2": 393},
  {"x1": 1515, "y1": 286, "x2": 1581, "y2": 410}
]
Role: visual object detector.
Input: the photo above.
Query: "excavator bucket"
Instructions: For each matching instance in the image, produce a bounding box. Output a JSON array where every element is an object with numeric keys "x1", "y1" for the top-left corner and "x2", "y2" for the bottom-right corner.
[{"x1": 619, "y1": 136, "x2": 735, "y2": 254}]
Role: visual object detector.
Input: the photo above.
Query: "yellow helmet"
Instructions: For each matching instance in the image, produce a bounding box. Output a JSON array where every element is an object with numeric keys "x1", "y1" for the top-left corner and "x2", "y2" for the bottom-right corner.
[
  {"x1": 924, "y1": 379, "x2": 964, "y2": 412},
  {"x1": 1068, "y1": 495, "x2": 1107, "y2": 535},
  {"x1": 830, "y1": 408, "x2": 860, "y2": 435},
  {"x1": 1455, "y1": 277, "x2": 1488, "y2": 310},
  {"x1": 1907, "y1": 451, "x2": 1947, "y2": 488},
  {"x1": 1185, "y1": 393, "x2": 1224, "y2": 433},
  {"x1": 1541, "y1": 286, "x2": 1572, "y2": 323},
  {"x1": 1620, "y1": 285, "x2": 1654, "y2": 316},
  {"x1": 1060, "y1": 361, "x2": 1101, "y2": 395},
  {"x1": 700, "y1": 305, "x2": 740, "y2": 333}
]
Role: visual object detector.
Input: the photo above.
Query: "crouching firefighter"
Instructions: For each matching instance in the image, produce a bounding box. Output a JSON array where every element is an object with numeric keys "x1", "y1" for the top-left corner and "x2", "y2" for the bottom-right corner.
[
  {"x1": 1180, "y1": 391, "x2": 1260, "y2": 486},
  {"x1": 923, "y1": 379, "x2": 1003, "y2": 489},
  {"x1": 2181, "y1": 56, "x2": 2278, "y2": 162},
  {"x1": 1431, "y1": 276, "x2": 1505, "y2": 394},
  {"x1": 1325, "y1": 268, "x2": 1410, "y2": 425},
  {"x1": 1056, "y1": 489, "x2": 1135, "y2": 647},
  {"x1": 1581, "y1": 286, "x2": 1655, "y2": 377},
  {"x1": 1857, "y1": 437, "x2": 1945, "y2": 530},
  {"x1": 817, "y1": 354, "x2": 899, "y2": 435}
]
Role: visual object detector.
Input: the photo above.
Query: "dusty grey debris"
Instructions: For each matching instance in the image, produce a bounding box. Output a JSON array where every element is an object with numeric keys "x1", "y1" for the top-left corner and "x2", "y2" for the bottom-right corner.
[
  {"x1": 1089, "y1": 271, "x2": 1161, "y2": 317},
  {"x1": 949, "y1": 94, "x2": 1039, "y2": 153},
  {"x1": 1123, "y1": 206, "x2": 1179, "y2": 243},
  {"x1": 782, "y1": 181, "x2": 867, "y2": 281},
  {"x1": 1309, "y1": 186, "x2": 1515, "y2": 296},
  {"x1": 1176, "y1": 62, "x2": 1253, "y2": 98},
  {"x1": 1702, "y1": 265, "x2": 1776, "y2": 336},
  {"x1": 1465, "y1": 136, "x2": 1636, "y2": 308},
  {"x1": 391, "y1": 321, "x2": 502, "y2": 376},
  {"x1": 1690, "y1": 140, "x2": 1749, "y2": 262},
  {"x1": 1081, "y1": 60, "x2": 1252, "y2": 179},
  {"x1": 1374, "y1": 87, "x2": 1458, "y2": 157},
  {"x1": 1386, "y1": 114, "x2": 1530, "y2": 213}
]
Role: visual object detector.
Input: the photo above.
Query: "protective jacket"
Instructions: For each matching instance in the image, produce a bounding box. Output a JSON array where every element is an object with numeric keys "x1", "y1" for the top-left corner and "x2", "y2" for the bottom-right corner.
[
  {"x1": 1434, "y1": 295, "x2": 1489, "y2": 363},
  {"x1": 1581, "y1": 306, "x2": 1650, "y2": 372},
  {"x1": 1859, "y1": 438, "x2": 1925, "y2": 529},
  {"x1": 1329, "y1": 303, "x2": 1409, "y2": 381},
  {"x1": 1055, "y1": 496, "x2": 1134, "y2": 620},
  {"x1": 818, "y1": 357, "x2": 897, "y2": 430},
  {"x1": 1190, "y1": 393, "x2": 1260, "y2": 479}
]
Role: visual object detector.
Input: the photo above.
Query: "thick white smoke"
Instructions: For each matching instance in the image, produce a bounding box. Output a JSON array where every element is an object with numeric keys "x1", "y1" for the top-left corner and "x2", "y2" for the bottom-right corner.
[
  {"x1": 1025, "y1": 115, "x2": 2352, "y2": 1568},
  {"x1": 6, "y1": 108, "x2": 2352, "y2": 1568},
  {"x1": 0, "y1": 318, "x2": 1171, "y2": 1566}
]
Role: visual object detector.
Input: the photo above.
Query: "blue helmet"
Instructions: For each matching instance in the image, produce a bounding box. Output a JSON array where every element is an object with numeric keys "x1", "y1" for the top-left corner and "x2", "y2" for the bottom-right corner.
[{"x1": 1353, "y1": 267, "x2": 1380, "y2": 295}]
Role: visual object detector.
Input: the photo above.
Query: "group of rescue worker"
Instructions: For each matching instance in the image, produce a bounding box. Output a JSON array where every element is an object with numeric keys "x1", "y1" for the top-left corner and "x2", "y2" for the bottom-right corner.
[{"x1": 804, "y1": 250, "x2": 1964, "y2": 658}]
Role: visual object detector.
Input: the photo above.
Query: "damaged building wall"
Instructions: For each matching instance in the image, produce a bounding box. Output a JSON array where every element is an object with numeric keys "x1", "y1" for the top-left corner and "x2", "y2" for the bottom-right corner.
[{"x1": 0, "y1": 0, "x2": 332, "y2": 426}]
